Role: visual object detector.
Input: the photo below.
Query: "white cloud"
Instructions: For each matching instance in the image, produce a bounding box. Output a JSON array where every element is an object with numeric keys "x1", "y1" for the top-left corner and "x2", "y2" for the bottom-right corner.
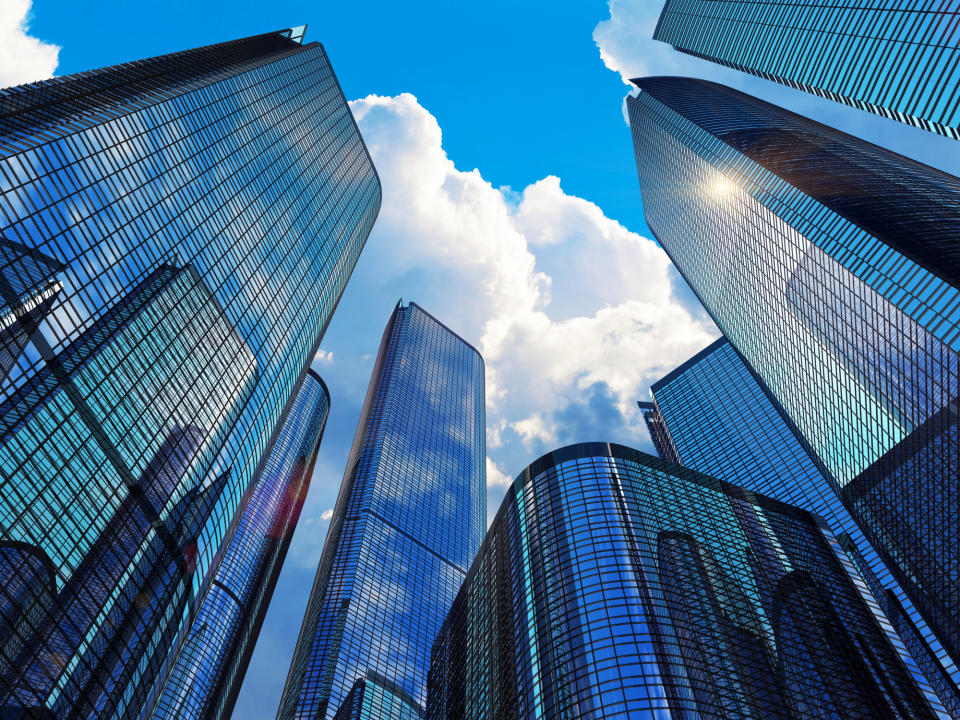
[
  {"x1": 287, "y1": 507, "x2": 334, "y2": 569},
  {"x1": 350, "y1": 93, "x2": 718, "y2": 497},
  {"x1": 0, "y1": 0, "x2": 58, "y2": 88},
  {"x1": 511, "y1": 414, "x2": 554, "y2": 448},
  {"x1": 592, "y1": 0, "x2": 767, "y2": 91},
  {"x1": 314, "y1": 349, "x2": 334, "y2": 365},
  {"x1": 592, "y1": 0, "x2": 752, "y2": 122},
  {"x1": 485, "y1": 457, "x2": 511, "y2": 490},
  {"x1": 593, "y1": 0, "x2": 678, "y2": 85}
]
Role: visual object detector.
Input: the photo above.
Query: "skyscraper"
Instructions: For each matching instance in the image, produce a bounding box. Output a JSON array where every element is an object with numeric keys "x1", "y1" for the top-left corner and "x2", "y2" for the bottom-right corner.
[
  {"x1": 154, "y1": 371, "x2": 331, "y2": 720},
  {"x1": 637, "y1": 400, "x2": 679, "y2": 464},
  {"x1": 653, "y1": 0, "x2": 960, "y2": 139},
  {"x1": 645, "y1": 337, "x2": 960, "y2": 715},
  {"x1": 628, "y1": 75, "x2": 960, "y2": 673},
  {"x1": 0, "y1": 27, "x2": 380, "y2": 719},
  {"x1": 277, "y1": 302, "x2": 486, "y2": 720},
  {"x1": 427, "y1": 442, "x2": 939, "y2": 719}
]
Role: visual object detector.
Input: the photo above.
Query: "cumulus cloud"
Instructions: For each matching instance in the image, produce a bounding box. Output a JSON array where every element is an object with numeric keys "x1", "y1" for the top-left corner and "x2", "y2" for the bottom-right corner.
[
  {"x1": 319, "y1": 508, "x2": 334, "y2": 522},
  {"x1": 314, "y1": 349, "x2": 334, "y2": 365},
  {"x1": 593, "y1": 0, "x2": 680, "y2": 85},
  {"x1": 486, "y1": 457, "x2": 512, "y2": 490},
  {"x1": 350, "y1": 93, "x2": 717, "y2": 501},
  {"x1": 592, "y1": 0, "x2": 753, "y2": 122},
  {"x1": 0, "y1": 0, "x2": 59, "y2": 88}
]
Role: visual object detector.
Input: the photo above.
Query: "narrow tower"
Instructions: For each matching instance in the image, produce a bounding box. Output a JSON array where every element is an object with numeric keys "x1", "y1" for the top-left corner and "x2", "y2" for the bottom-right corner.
[
  {"x1": 154, "y1": 371, "x2": 331, "y2": 720},
  {"x1": 277, "y1": 302, "x2": 486, "y2": 719}
]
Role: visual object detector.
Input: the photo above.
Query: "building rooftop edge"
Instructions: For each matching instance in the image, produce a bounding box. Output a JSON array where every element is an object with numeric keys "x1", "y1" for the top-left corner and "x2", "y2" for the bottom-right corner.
[
  {"x1": 628, "y1": 76, "x2": 960, "y2": 183},
  {"x1": 650, "y1": 336, "x2": 729, "y2": 393},
  {"x1": 406, "y1": 301, "x2": 485, "y2": 367},
  {"x1": 305, "y1": 368, "x2": 330, "y2": 403},
  {"x1": 512, "y1": 440, "x2": 816, "y2": 524}
]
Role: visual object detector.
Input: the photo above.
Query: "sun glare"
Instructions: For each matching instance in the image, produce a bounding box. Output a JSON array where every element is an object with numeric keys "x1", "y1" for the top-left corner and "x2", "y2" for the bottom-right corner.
[{"x1": 709, "y1": 175, "x2": 737, "y2": 201}]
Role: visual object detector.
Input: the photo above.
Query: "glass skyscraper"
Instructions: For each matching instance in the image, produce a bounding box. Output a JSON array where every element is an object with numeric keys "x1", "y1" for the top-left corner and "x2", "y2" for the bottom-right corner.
[
  {"x1": 0, "y1": 27, "x2": 380, "y2": 719},
  {"x1": 645, "y1": 337, "x2": 960, "y2": 716},
  {"x1": 653, "y1": 0, "x2": 960, "y2": 140},
  {"x1": 154, "y1": 371, "x2": 331, "y2": 720},
  {"x1": 628, "y1": 75, "x2": 960, "y2": 673},
  {"x1": 277, "y1": 302, "x2": 486, "y2": 720},
  {"x1": 428, "y1": 442, "x2": 939, "y2": 719},
  {"x1": 637, "y1": 400, "x2": 680, "y2": 464}
]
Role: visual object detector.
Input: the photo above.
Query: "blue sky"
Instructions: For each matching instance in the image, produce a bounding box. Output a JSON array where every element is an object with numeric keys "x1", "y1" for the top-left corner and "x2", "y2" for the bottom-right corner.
[{"x1": 7, "y1": 0, "x2": 960, "y2": 716}]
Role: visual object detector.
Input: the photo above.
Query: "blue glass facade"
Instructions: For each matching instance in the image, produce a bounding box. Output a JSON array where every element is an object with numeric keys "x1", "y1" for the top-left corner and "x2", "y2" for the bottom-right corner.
[
  {"x1": 653, "y1": 0, "x2": 960, "y2": 140},
  {"x1": 277, "y1": 302, "x2": 486, "y2": 720},
  {"x1": 628, "y1": 75, "x2": 960, "y2": 673},
  {"x1": 154, "y1": 370, "x2": 331, "y2": 720},
  {"x1": 428, "y1": 442, "x2": 938, "y2": 719},
  {"x1": 332, "y1": 672, "x2": 424, "y2": 720},
  {"x1": 0, "y1": 27, "x2": 380, "y2": 719},
  {"x1": 646, "y1": 336, "x2": 960, "y2": 715}
]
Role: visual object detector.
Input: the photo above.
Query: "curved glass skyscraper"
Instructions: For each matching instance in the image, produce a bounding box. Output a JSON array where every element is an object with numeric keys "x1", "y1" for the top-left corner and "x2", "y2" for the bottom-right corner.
[
  {"x1": 427, "y1": 442, "x2": 938, "y2": 719},
  {"x1": 628, "y1": 75, "x2": 960, "y2": 675},
  {"x1": 277, "y1": 302, "x2": 486, "y2": 720},
  {"x1": 154, "y1": 371, "x2": 331, "y2": 720},
  {"x1": 0, "y1": 27, "x2": 380, "y2": 719},
  {"x1": 653, "y1": 0, "x2": 960, "y2": 140}
]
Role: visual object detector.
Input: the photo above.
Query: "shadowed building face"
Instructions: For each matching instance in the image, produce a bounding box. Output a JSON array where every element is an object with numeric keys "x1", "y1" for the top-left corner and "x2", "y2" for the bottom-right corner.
[{"x1": 644, "y1": 337, "x2": 960, "y2": 715}]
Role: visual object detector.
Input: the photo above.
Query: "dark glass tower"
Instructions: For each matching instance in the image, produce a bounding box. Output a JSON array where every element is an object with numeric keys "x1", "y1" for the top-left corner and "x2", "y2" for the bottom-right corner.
[
  {"x1": 154, "y1": 370, "x2": 331, "y2": 720},
  {"x1": 646, "y1": 337, "x2": 959, "y2": 715},
  {"x1": 637, "y1": 400, "x2": 680, "y2": 464},
  {"x1": 277, "y1": 302, "x2": 486, "y2": 720},
  {"x1": 427, "y1": 442, "x2": 938, "y2": 719},
  {"x1": 628, "y1": 75, "x2": 960, "y2": 672},
  {"x1": 653, "y1": 0, "x2": 960, "y2": 139},
  {"x1": 0, "y1": 27, "x2": 380, "y2": 719}
]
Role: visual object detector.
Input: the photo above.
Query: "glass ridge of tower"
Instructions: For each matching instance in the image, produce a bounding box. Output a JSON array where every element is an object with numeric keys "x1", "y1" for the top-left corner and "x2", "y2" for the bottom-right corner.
[
  {"x1": 277, "y1": 302, "x2": 486, "y2": 720},
  {"x1": 653, "y1": 0, "x2": 960, "y2": 140},
  {"x1": 427, "y1": 442, "x2": 939, "y2": 719},
  {"x1": 645, "y1": 337, "x2": 960, "y2": 716},
  {"x1": 154, "y1": 371, "x2": 331, "y2": 720},
  {"x1": 627, "y1": 74, "x2": 960, "y2": 687},
  {"x1": 0, "y1": 25, "x2": 380, "y2": 719}
]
